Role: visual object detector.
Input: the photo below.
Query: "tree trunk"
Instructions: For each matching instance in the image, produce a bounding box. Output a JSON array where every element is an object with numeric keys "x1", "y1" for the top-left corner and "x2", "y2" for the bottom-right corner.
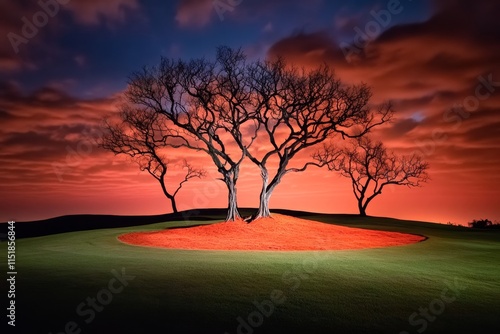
[
  {"x1": 225, "y1": 178, "x2": 241, "y2": 221},
  {"x1": 254, "y1": 190, "x2": 271, "y2": 220},
  {"x1": 159, "y1": 177, "x2": 178, "y2": 213},
  {"x1": 253, "y1": 167, "x2": 271, "y2": 219},
  {"x1": 358, "y1": 202, "x2": 367, "y2": 217},
  {"x1": 169, "y1": 196, "x2": 178, "y2": 213},
  {"x1": 360, "y1": 191, "x2": 380, "y2": 217},
  {"x1": 253, "y1": 167, "x2": 285, "y2": 221}
]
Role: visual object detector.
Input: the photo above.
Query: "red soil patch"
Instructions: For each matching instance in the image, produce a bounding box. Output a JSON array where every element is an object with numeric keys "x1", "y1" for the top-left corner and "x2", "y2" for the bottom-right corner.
[{"x1": 118, "y1": 214, "x2": 426, "y2": 251}]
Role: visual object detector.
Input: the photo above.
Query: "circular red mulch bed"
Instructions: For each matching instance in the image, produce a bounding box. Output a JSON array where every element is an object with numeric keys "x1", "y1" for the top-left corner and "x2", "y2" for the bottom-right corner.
[{"x1": 118, "y1": 214, "x2": 426, "y2": 251}]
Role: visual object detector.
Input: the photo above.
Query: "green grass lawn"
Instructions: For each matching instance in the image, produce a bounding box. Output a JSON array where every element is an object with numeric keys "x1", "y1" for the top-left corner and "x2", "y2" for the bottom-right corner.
[{"x1": 2, "y1": 210, "x2": 500, "y2": 334}]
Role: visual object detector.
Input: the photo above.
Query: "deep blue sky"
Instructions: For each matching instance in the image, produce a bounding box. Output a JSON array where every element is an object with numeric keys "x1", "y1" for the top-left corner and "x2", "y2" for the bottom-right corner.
[{"x1": 2, "y1": 0, "x2": 432, "y2": 98}]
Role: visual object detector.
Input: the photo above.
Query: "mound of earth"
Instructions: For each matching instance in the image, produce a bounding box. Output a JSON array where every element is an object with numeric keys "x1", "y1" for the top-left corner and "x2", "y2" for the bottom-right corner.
[{"x1": 118, "y1": 214, "x2": 425, "y2": 251}]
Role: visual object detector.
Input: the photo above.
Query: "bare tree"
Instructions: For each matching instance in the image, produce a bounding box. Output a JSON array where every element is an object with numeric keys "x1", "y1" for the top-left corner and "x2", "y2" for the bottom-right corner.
[
  {"x1": 239, "y1": 59, "x2": 393, "y2": 220},
  {"x1": 120, "y1": 47, "x2": 254, "y2": 221},
  {"x1": 103, "y1": 46, "x2": 393, "y2": 221},
  {"x1": 316, "y1": 137, "x2": 429, "y2": 216},
  {"x1": 101, "y1": 107, "x2": 205, "y2": 213}
]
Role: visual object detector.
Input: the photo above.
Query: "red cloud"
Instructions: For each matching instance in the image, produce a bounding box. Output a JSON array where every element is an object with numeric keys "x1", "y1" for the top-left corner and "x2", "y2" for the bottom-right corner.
[
  {"x1": 266, "y1": 0, "x2": 500, "y2": 224},
  {"x1": 66, "y1": 0, "x2": 140, "y2": 25},
  {"x1": 175, "y1": 0, "x2": 214, "y2": 27}
]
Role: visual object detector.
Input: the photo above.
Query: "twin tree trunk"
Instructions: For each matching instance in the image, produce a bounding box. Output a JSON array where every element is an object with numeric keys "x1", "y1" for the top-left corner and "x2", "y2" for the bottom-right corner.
[
  {"x1": 159, "y1": 177, "x2": 178, "y2": 214},
  {"x1": 167, "y1": 194, "x2": 178, "y2": 214},
  {"x1": 357, "y1": 190, "x2": 381, "y2": 217},
  {"x1": 254, "y1": 167, "x2": 271, "y2": 219},
  {"x1": 252, "y1": 166, "x2": 283, "y2": 220},
  {"x1": 224, "y1": 168, "x2": 241, "y2": 221},
  {"x1": 358, "y1": 202, "x2": 367, "y2": 217},
  {"x1": 226, "y1": 179, "x2": 240, "y2": 221}
]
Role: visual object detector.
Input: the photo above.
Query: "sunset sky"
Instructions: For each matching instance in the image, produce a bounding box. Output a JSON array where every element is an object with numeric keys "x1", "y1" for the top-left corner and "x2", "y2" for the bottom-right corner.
[{"x1": 1, "y1": 0, "x2": 499, "y2": 225}]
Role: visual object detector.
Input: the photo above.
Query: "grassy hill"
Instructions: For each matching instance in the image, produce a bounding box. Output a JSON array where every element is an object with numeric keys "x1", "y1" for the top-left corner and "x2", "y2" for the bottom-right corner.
[{"x1": 1, "y1": 209, "x2": 499, "y2": 333}]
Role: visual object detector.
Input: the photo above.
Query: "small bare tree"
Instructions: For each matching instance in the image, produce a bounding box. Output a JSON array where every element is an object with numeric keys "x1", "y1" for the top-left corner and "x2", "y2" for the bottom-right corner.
[
  {"x1": 316, "y1": 137, "x2": 429, "y2": 216},
  {"x1": 101, "y1": 107, "x2": 205, "y2": 213}
]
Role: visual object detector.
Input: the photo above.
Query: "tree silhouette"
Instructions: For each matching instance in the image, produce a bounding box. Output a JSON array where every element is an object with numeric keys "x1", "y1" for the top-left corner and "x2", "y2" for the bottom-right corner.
[
  {"x1": 104, "y1": 46, "x2": 394, "y2": 221},
  {"x1": 101, "y1": 106, "x2": 205, "y2": 213},
  {"x1": 468, "y1": 219, "x2": 498, "y2": 229},
  {"x1": 240, "y1": 58, "x2": 393, "y2": 219},
  {"x1": 119, "y1": 47, "x2": 256, "y2": 221},
  {"x1": 316, "y1": 137, "x2": 429, "y2": 216}
]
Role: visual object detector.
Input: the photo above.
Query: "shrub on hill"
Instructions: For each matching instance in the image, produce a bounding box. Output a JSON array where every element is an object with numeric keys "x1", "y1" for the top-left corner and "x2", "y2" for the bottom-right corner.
[{"x1": 468, "y1": 219, "x2": 500, "y2": 229}]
